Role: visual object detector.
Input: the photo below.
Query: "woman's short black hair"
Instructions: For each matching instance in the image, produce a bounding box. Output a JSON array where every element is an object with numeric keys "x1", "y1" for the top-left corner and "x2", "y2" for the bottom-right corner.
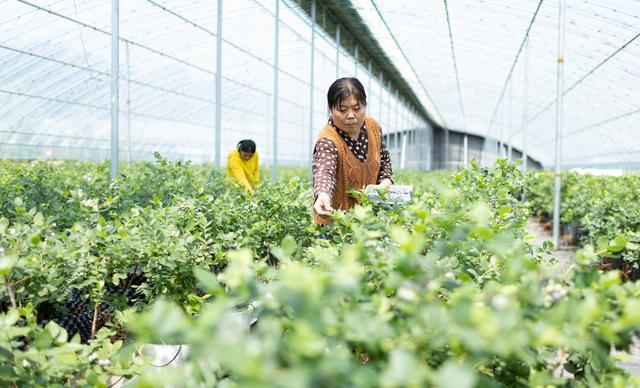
[
  {"x1": 237, "y1": 139, "x2": 256, "y2": 153},
  {"x1": 327, "y1": 77, "x2": 367, "y2": 110}
]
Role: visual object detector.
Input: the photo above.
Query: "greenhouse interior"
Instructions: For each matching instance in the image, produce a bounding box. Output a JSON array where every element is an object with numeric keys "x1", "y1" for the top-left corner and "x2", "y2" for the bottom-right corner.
[{"x1": 1, "y1": 0, "x2": 640, "y2": 386}]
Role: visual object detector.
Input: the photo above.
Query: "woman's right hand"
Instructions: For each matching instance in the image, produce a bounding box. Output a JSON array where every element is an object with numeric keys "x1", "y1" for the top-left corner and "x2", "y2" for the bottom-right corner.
[{"x1": 313, "y1": 193, "x2": 334, "y2": 215}]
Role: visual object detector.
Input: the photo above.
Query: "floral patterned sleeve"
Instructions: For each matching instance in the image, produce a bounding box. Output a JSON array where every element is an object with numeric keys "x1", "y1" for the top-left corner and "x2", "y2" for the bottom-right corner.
[
  {"x1": 377, "y1": 132, "x2": 394, "y2": 183},
  {"x1": 312, "y1": 138, "x2": 338, "y2": 200}
]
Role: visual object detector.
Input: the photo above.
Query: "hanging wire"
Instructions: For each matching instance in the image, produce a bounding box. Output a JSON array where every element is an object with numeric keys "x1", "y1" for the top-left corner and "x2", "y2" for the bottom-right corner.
[
  {"x1": 443, "y1": 0, "x2": 467, "y2": 129},
  {"x1": 144, "y1": 0, "x2": 309, "y2": 87},
  {"x1": 527, "y1": 32, "x2": 640, "y2": 125},
  {"x1": 530, "y1": 107, "x2": 640, "y2": 149},
  {"x1": 0, "y1": 42, "x2": 308, "y2": 110},
  {"x1": 370, "y1": 0, "x2": 447, "y2": 127},
  {"x1": 484, "y1": 0, "x2": 544, "y2": 139}
]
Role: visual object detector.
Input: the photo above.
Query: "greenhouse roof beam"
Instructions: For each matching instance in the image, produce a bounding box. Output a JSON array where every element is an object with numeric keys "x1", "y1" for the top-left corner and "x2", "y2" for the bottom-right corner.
[
  {"x1": 526, "y1": 31, "x2": 640, "y2": 126},
  {"x1": 16, "y1": 0, "x2": 217, "y2": 75},
  {"x1": 0, "y1": 45, "x2": 217, "y2": 105},
  {"x1": 4, "y1": 142, "x2": 198, "y2": 157},
  {"x1": 145, "y1": 0, "x2": 310, "y2": 87},
  {"x1": 314, "y1": 0, "x2": 441, "y2": 128},
  {"x1": 443, "y1": 0, "x2": 467, "y2": 129},
  {"x1": 483, "y1": 0, "x2": 544, "y2": 139},
  {"x1": 17, "y1": 0, "x2": 310, "y2": 88},
  {"x1": 563, "y1": 149, "x2": 640, "y2": 162},
  {"x1": 0, "y1": 88, "x2": 106, "y2": 111},
  {"x1": 10, "y1": 80, "x2": 306, "y2": 136},
  {"x1": 145, "y1": 0, "x2": 215, "y2": 37},
  {"x1": 0, "y1": 88, "x2": 215, "y2": 129},
  {"x1": 0, "y1": 44, "x2": 312, "y2": 113},
  {"x1": 529, "y1": 107, "x2": 640, "y2": 150},
  {"x1": 0, "y1": 129, "x2": 194, "y2": 150},
  {"x1": 2, "y1": 84, "x2": 304, "y2": 135}
]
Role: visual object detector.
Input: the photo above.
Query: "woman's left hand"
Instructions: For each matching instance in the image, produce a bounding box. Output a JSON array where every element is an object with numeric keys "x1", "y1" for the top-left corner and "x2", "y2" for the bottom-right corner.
[{"x1": 379, "y1": 178, "x2": 392, "y2": 188}]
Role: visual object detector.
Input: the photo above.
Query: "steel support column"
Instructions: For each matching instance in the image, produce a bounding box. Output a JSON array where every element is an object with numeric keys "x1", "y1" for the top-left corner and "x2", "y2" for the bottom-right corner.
[
  {"x1": 444, "y1": 128, "x2": 449, "y2": 170},
  {"x1": 335, "y1": 23, "x2": 340, "y2": 78},
  {"x1": 400, "y1": 133, "x2": 407, "y2": 169},
  {"x1": 354, "y1": 45, "x2": 358, "y2": 76},
  {"x1": 522, "y1": 38, "x2": 529, "y2": 201},
  {"x1": 507, "y1": 79, "x2": 513, "y2": 160},
  {"x1": 215, "y1": 0, "x2": 223, "y2": 167},
  {"x1": 273, "y1": 0, "x2": 280, "y2": 179},
  {"x1": 110, "y1": 0, "x2": 120, "y2": 180},
  {"x1": 309, "y1": 0, "x2": 316, "y2": 168},
  {"x1": 379, "y1": 72, "x2": 383, "y2": 121},
  {"x1": 126, "y1": 41, "x2": 132, "y2": 166},
  {"x1": 553, "y1": 0, "x2": 566, "y2": 248},
  {"x1": 463, "y1": 134, "x2": 468, "y2": 166}
]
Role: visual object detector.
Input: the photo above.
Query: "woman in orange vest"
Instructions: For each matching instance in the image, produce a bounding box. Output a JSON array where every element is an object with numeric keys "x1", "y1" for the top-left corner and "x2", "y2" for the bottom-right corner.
[
  {"x1": 227, "y1": 139, "x2": 259, "y2": 193},
  {"x1": 312, "y1": 77, "x2": 394, "y2": 225}
]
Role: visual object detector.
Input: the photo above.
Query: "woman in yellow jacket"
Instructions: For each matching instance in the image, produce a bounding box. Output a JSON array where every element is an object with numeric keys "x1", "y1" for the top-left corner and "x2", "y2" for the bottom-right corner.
[{"x1": 227, "y1": 139, "x2": 259, "y2": 192}]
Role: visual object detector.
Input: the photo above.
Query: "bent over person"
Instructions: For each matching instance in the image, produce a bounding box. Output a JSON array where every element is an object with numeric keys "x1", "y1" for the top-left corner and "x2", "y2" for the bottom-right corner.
[
  {"x1": 312, "y1": 77, "x2": 394, "y2": 225},
  {"x1": 227, "y1": 139, "x2": 259, "y2": 193}
]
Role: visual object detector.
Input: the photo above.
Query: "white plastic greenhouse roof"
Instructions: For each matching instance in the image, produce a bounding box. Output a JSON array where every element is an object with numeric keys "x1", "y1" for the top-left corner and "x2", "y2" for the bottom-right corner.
[
  {"x1": 350, "y1": 0, "x2": 640, "y2": 169},
  {"x1": 1, "y1": 0, "x2": 433, "y2": 166},
  {"x1": 1, "y1": 0, "x2": 638, "y2": 170}
]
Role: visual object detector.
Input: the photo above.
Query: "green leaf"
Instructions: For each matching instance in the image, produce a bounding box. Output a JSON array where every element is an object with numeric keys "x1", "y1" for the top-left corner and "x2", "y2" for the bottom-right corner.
[
  {"x1": 0, "y1": 255, "x2": 17, "y2": 276},
  {"x1": 608, "y1": 236, "x2": 627, "y2": 252},
  {"x1": 497, "y1": 206, "x2": 512, "y2": 215},
  {"x1": 272, "y1": 235, "x2": 299, "y2": 261},
  {"x1": 45, "y1": 320, "x2": 61, "y2": 338},
  {"x1": 131, "y1": 300, "x2": 188, "y2": 343},
  {"x1": 469, "y1": 202, "x2": 491, "y2": 225},
  {"x1": 34, "y1": 328, "x2": 53, "y2": 350},
  {"x1": 1, "y1": 309, "x2": 19, "y2": 326},
  {"x1": 30, "y1": 233, "x2": 41, "y2": 246},
  {"x1": 612, "y1": 235, "x2": 627, "y2": 248},
  {"x1": 380, "y1": 349, "x2": 425, "y2": 387},
  {"x1": 33, "y1": 212, "x2": 44, "y2": 226},
  {"x1": 0, "y1": 345, "x2": 13, "y2": 360},
  {"x1": 281, "y1": 235, "x2": 298, "y2": 256},
  {"x1": 596, "y1": 236, "x2": 609, "y2": 251},
  {"x1": 112, "y1": 272, "x2": 128, "y2": 286},
  {"x1": 435, "y1": 361, "x2": 476, "y2": 388},
  {"x1": 70, "y1": 333, "x2": 81, "y2": 344},
  {"x1": 0, "y1": 365, "x2": 17, "y2": 381},
  {"x1": 117, "y1": 227, "x2": 129, "y2": 238},
  {"x1": 194, "y1": 267, "x2": 220, "y2": 293},
  {"x1": 85, "y1": 369, "x2": 99, "y2": 386}
]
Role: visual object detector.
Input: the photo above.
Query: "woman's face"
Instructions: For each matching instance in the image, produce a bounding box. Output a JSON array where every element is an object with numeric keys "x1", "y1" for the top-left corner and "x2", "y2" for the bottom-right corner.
[
  {"x1": 239, "y1": 150, "x2": 254, "y2": 161},
  {"x1": 330, "y1": 94, "x2": 366, "y2": 134}
]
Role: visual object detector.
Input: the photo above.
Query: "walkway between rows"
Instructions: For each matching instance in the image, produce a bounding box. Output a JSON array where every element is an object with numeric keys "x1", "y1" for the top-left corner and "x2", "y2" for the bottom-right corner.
[{"x1": 525, "y1": 219, "x2": 575, "y2": 270}]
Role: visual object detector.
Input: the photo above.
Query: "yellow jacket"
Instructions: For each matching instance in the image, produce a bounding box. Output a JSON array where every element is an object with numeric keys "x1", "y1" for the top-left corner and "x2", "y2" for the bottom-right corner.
[{"x1": 226, "y1": 149, "x2": 259, "y2": 192}]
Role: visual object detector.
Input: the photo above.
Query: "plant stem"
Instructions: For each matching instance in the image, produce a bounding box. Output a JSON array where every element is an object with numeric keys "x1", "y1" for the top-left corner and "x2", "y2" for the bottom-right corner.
[
  {"x1": 91, "y1": 302, "x2": 100, "y2": 340},
  {"x1": 125, "y1": 263, "x2": 139, "y2": 289},
  {"x1": 4, "y1": 276, "x2": 17, "y2": 310},
  {"x1": 11, "y1": 274, "x2": 33, "y2": 287}
]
